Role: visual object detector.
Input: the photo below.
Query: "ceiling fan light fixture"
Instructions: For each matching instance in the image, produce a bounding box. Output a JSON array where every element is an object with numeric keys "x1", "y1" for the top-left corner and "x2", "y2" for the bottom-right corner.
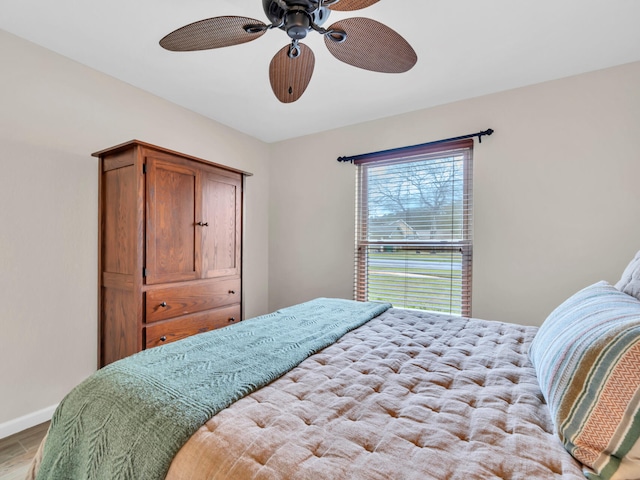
[{"x1": 284, "y1": 10, "x2": 312, "y2": 40}]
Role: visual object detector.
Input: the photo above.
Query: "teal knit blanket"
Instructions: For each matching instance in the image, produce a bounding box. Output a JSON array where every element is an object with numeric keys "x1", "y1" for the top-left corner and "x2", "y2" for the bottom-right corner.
[{"x1": 36, "y1": 298, "x2": 390, "y2": 480}]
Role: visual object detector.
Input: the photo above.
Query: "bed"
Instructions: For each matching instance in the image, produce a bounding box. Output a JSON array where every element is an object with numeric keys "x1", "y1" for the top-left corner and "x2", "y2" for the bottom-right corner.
[{"x1": 29, "y1": 252, "x2": 640, "y2": 480}]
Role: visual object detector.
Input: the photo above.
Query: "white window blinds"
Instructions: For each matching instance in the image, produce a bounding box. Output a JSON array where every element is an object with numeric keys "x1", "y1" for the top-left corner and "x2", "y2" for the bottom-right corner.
[{"x1": 354, "y1": 139, "x2": 473, "y2": 316}]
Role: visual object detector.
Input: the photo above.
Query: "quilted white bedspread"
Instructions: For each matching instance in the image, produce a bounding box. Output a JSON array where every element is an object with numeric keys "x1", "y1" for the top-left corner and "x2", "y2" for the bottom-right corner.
[{"x1": 165, "y1": 308, "x2": 585, "y2": 479}]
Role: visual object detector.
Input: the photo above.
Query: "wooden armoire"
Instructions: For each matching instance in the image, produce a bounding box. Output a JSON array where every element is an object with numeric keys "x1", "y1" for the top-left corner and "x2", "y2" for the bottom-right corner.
[{"x1": 93, "y1": 140, "x2": 250, "y2": 367}]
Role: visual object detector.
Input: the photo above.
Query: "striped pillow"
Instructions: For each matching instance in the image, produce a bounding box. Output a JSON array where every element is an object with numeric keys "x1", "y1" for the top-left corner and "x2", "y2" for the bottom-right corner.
[{"x1": 529, "y1": 281, "x2": 640, "y2": 480}]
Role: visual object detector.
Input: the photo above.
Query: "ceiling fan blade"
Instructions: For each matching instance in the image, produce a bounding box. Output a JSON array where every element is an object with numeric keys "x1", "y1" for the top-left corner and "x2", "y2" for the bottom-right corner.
[
  {"x1": 160, "y1": 16, "x2": 267, "y2": 51},
  {"x1": 269, "y1": 43, "x2": 315, "y2": 103},
  {"x1": 328, "y1": 0, "x2": 380, "y2": 11},
  {"x1": 324, "y1": 17, "x2": 417, "y2": 73}
]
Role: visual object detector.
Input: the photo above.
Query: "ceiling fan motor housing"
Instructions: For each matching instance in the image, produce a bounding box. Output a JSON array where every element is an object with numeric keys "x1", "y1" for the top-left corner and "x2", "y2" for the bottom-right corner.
[{"x1": 263, "y1": 0, "x2": 330, "y2": 39}]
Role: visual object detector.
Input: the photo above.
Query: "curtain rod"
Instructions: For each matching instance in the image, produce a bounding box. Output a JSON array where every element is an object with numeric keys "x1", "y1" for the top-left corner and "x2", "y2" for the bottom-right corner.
[{"x1": 336, "y1": 128, "x2": 494, "y2": 164}]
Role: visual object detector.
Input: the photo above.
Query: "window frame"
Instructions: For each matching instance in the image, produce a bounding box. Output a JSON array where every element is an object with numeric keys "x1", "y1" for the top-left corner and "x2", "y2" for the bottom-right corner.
[{"x1": 354, "y1": 139, "x2": 473, "y2": 316}]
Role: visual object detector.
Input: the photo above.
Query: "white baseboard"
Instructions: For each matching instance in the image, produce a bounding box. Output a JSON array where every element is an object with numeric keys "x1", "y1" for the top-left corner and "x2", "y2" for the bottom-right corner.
[{"x1": 0, "y1": 404, "x2": 58, "y2": 439}]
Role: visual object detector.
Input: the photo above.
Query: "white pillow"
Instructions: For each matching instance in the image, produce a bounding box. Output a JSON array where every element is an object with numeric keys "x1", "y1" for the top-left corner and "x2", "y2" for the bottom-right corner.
[{"x1": 615, "y1": 250, "x2": 640, "y2": 301}]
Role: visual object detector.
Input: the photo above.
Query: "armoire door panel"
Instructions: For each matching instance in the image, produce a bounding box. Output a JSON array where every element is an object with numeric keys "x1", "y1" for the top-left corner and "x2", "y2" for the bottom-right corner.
[
  {"x1": 101, "y1": 287, "x2": 138, "y2": 366},
  {"x1": 103, "y1": 165, "x2": 135, "y2": 275},
  {"x1": 146, "y1": 158, "x2": 199, "y2": 284},
  {"x1": 201, "y1": 172, "x2": 241, "y2": 279}
]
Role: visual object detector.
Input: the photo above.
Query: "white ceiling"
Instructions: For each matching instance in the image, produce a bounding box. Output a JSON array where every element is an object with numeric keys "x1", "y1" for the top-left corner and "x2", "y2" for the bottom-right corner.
[{"x1": 1, "y1": 0, "x2": 639, "y2": 143}]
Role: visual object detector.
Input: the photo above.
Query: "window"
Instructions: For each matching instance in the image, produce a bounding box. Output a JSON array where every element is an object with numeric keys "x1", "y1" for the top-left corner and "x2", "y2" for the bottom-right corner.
[{"x1": 354, "y1": 139, "x2": 473, "y2": 316}]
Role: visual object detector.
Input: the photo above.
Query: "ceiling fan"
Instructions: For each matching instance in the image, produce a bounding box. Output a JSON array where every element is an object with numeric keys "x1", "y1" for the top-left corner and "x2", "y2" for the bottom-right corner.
[{"x1": 160, "y1": 0, "x2": 417, "y2": 103}]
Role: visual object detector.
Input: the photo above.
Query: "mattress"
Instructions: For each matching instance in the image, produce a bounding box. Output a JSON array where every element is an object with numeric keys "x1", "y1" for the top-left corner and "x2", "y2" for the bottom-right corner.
[{"x1": 164, "y1": 308, "x2": 584, "y2": 479}]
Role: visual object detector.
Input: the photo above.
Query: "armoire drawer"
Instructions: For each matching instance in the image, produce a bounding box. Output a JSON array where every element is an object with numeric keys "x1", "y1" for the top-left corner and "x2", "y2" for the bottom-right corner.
[
  {"x1": 145, "y1": 278, "x2": 240, "y2": 323},
  {"x1": 145, "y1": 304, "x2": 241, "y2": 348}
]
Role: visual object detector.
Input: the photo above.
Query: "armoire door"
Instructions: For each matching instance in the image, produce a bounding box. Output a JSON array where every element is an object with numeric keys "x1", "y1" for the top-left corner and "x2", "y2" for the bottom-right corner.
[
  {"x1": 146, "y1": 156, "x2": 199, "y2": 285},
  {"x1": 200, "y1": 171, "x2": 242, "y2": 279}
]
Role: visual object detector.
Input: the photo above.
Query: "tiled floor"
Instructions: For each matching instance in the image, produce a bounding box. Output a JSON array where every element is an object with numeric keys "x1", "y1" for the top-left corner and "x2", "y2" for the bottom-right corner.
[{"x1": 0, "y1": 422, "x2": 49, "y2": 480}]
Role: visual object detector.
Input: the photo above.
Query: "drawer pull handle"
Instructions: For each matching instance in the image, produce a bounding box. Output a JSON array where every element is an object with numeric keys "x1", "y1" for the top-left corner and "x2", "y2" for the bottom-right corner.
[
  {"x1": 160, "y1": 302, "x2": 167, "y2": 308},
  {"x1": 229, "y1": 290, "x2": 236, "y2": 294},
  {"x1": 160, "y1": 336, "x2": 167, "y2": 342},
  {"x1": 228, "y1": 317, "x2": 236, "y2": 323},
  {"x1": 197, "y1": 221, "x2": 209, "y2": 227}
]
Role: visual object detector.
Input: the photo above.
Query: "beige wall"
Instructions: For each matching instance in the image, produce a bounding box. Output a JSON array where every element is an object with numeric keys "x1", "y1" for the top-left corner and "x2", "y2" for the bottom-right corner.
[
  {"x1": 3, "y1": 25, "x2": 640, "y2": 434},
  {"x1": 268, "y1": 61, "x2": 640, "y2": 326},
  {"x1": 0, "y1": 30, "x2": 270, "y2": 428}
]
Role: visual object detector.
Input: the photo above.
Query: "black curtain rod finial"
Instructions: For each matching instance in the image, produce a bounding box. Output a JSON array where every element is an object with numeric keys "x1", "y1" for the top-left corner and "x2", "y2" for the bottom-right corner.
[
  {"x1": 478, "y1": 128, "x2": 494, "y2": 143},
  {"x1": 337, "y1": 156, "x2": 353, "y2": 163}
]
